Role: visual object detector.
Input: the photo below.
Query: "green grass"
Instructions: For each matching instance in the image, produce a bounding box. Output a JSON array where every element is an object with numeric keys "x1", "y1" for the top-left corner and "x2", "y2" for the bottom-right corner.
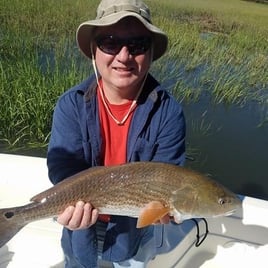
[
  {"x1": 0, "y1": 0, "x2": 267, "y2": 150},
  {"x1": 148, "y1": 0, "x2": 268, "y2": 103}
]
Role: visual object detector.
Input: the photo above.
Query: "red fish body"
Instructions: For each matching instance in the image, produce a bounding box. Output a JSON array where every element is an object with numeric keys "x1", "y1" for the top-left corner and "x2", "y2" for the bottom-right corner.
[{"x1": 0, "y1": 162, "x2": 241, "y2": 248}]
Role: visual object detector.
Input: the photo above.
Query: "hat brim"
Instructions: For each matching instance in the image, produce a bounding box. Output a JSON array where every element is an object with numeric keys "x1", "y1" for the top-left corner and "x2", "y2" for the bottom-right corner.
[{"x1": 76, "y1": 11, "x2": 168, "y2": 61}]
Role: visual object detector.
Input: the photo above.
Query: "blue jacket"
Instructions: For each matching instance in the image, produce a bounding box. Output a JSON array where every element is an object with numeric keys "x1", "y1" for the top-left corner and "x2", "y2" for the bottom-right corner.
[{"x1": 47, "y1": 73, "x2": 186, "y2": 264}]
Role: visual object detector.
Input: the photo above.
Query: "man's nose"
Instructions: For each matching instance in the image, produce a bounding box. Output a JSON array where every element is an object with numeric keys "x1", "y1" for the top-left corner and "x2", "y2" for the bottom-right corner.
[{"x1": 116, "y1": 46, "x2": 131, "y2": 61}]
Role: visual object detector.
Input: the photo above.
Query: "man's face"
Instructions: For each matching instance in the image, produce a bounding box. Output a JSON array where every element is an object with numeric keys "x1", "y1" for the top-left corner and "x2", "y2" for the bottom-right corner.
[{"x1": 94, "y1": 17, "x2": 152, "y2": 95}]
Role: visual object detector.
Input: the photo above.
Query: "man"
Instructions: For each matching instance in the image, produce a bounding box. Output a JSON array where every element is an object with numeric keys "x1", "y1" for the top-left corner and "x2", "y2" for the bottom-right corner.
[{"x1": 47, "y1": 0, "x2": 186, "y2": 267}]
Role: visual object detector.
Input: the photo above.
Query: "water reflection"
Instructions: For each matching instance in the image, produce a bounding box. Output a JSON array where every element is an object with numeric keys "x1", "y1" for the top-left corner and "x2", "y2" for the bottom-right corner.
[{"x1": 183, "y1": 94, "x2": 268, "y2": 200}]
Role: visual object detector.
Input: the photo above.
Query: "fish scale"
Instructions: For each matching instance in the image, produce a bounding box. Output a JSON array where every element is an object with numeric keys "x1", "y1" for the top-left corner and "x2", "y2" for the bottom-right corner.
[{"x1": 0, "y1": 161, "x2": 241, "y2": 248}]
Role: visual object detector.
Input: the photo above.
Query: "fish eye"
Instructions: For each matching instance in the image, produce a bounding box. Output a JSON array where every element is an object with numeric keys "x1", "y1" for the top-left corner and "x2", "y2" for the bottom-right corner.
[{"x1": 218, "y1": 198, "x2": 226, "y2": 205}]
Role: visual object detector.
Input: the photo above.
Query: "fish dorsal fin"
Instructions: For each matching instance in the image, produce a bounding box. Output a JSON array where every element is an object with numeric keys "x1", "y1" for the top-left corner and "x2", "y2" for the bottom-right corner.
[{"x1": 137, "y1": 201, "x2": 170, "y2": 228}]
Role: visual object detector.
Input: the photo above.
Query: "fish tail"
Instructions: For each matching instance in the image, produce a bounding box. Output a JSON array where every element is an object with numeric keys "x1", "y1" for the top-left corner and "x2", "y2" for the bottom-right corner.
[{"x1": 0, "y1": 207, "x2": 26, "y2": 248}]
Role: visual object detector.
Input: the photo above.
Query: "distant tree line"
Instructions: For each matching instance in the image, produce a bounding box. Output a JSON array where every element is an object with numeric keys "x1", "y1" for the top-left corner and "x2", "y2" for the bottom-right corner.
[{"x1": 242, "y1": 0, "x2": 268, "y2": 4}]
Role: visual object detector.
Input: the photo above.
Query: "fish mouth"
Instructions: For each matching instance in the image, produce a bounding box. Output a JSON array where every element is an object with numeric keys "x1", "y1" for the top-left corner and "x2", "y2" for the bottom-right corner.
[
  {"x1": 211, "y1": 208, "x2": 238, "y2": 218},
  {"x1": 224, "y1": 209, "x2": 237, "y2": 216},
  {"x1": 216, "y1": 208, "x2": 238, "y2": 217}
]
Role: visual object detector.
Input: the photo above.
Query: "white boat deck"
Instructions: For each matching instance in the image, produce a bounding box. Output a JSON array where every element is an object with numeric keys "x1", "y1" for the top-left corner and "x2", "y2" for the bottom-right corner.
[
  {"x1": 0, "y1": 154, "x2": 64, "y2": 268},
  {"x1": 148, "y1": 196, "x2": 268, "y2": 268},
  {"x1": 0, "y1": 154, "x2": 268, "y2": 268}
]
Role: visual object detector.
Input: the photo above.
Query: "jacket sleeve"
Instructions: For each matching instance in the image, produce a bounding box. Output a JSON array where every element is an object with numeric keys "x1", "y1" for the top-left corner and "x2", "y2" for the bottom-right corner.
[{"x1": 47, "y1": 90, "x2": 89, "y2": 185}]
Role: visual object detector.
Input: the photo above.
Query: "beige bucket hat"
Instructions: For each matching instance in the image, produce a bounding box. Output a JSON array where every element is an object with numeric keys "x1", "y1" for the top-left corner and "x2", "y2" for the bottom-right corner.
[{"x1": 76, "y1": 0, "x2": 168, "y2": 61}]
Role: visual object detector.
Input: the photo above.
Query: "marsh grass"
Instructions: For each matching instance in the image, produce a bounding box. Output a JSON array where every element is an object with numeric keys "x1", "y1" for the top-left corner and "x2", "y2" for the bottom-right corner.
[
  {"x1": 148, "y1": 0, "x2": 267, "y2": 104},
  {"x1": 0, "y1": 0, "x2": 267, "y2": 149},
  {"x1": 0, "y1": 35, "x2": 91, "y2": 148}
]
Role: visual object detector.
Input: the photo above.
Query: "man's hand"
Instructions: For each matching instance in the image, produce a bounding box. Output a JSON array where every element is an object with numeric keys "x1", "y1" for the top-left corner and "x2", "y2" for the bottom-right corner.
[
  {"x1": 153, "y1": 214, "x2": 172, "y2": 225},
  {"x1": 159, "y1": 214, "x2": 171, "y2": 224},
  {"x1": 57, "y1": 201, "x2": 99, "y2": 230}
]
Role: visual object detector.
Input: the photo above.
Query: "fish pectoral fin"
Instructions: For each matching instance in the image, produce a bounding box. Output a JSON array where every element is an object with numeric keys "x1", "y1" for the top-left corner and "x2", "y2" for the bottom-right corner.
[
  {"x1": 172, "y1": 209, "x2": 183, "y2": 224},
  {"x1": 136, "y1": 201, "x2": 170, "y2": 228}
]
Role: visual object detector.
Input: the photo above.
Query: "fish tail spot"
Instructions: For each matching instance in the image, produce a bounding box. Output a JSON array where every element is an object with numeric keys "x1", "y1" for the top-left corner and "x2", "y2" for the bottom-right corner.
[{"x1": 4, "y1": 211, "x2": 14, "y2": 219}]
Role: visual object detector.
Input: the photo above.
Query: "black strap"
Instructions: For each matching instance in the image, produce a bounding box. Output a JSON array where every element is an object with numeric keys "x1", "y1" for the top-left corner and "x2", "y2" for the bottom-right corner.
[
  {"x1": 95, "y1": 220, "x2": 108, "y2": 256},
  {"x1": 191, "y1": 218, "x2": 209, "y2": 247}
]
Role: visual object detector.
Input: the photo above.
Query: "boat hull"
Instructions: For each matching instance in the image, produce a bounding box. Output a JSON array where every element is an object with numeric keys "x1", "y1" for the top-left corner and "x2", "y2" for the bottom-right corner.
[{"x1": 0, "y1": 154, "x2": 267, "y2": 268}]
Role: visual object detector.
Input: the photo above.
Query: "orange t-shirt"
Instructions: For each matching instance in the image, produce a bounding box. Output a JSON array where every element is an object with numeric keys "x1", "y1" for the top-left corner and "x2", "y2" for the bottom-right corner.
[{"x1": 97, "y1": 84, "x2": 135, "y2": 166}]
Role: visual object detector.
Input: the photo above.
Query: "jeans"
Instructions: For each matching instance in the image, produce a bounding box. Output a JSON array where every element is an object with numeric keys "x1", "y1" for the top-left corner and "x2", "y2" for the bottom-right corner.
[{"x1": 62, "y1": 221, "x2": 195, "y2": 268}]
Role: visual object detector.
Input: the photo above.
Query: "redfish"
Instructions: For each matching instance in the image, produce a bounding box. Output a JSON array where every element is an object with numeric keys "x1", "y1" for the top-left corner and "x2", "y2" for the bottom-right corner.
[{"x1": 0, "y1": 161, "x2": 241, "y2": 248}]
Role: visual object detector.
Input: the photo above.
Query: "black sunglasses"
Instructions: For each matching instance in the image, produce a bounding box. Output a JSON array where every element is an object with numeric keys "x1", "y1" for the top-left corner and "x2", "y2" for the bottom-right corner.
[{"x1": 95, "y1": 35, "x2": 152, "y2": 56}]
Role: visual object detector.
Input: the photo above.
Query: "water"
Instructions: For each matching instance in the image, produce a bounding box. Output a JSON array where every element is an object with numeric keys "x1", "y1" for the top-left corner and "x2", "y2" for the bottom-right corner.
[{"x1": 183, "y1": 94, "x2": 268, "y2": 200}]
